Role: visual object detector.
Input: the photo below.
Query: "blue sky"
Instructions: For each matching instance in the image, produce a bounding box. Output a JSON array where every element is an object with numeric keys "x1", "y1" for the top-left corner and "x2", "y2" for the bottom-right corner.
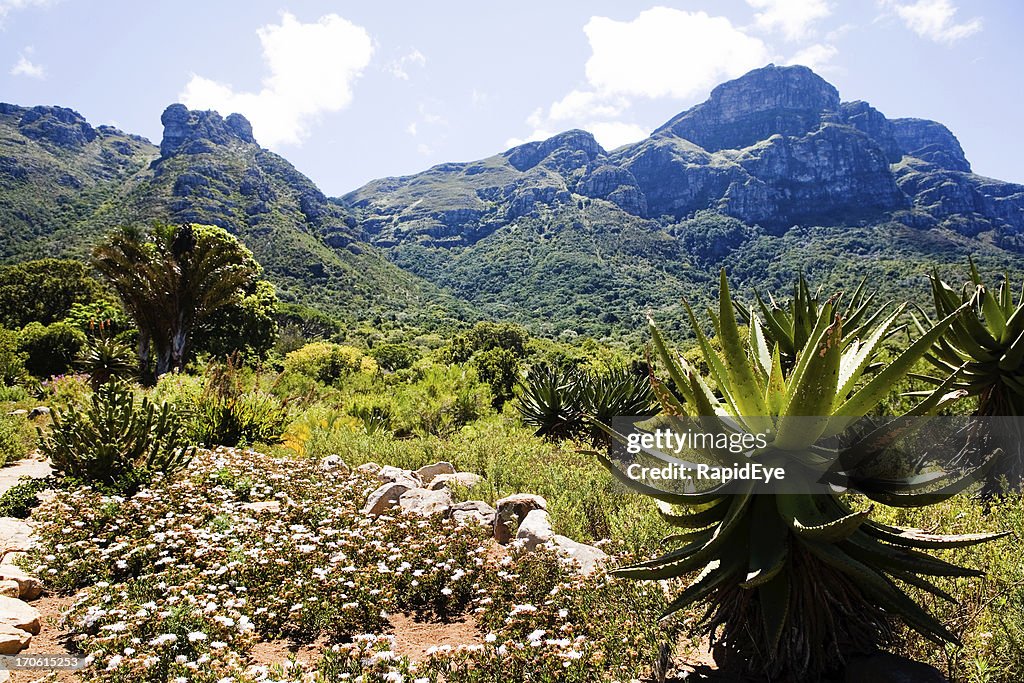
[{"x1": 2, "y1": 1, "x2": 1021, "y2": 194}]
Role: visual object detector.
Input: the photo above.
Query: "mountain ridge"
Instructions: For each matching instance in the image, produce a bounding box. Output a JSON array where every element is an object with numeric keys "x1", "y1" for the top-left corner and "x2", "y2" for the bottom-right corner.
[{"x1": 2, "y1": 64, "x2": 1024, "y2": 338}]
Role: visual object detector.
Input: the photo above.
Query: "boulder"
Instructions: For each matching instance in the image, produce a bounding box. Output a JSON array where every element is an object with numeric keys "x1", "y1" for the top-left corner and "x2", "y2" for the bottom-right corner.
[
  {"x1": 414, "y1": 461, "x2": 456, "y2": 485},
  {"x1": 429, "y1": 472, "x2": 483, "y2": 491},
  {"x1": 844, "y1": 652, "x2": 948, "y2": 682},
  {"x1": 5, "y1": 410, "x2": 27, "y2": 417},
  {"x1": 551, "y1": 535, "x2": 608, "y2": 576},
  {"x1": 319, "y1": 454, "x2": 348, "y2": 472},
  {"x1": 0, "y1": 582, "x2": 17, "y2": 598},
  {"x1": 27, "y1": 406, "x2": 50, "y2": 419},
  {"x1": 360, "y1": 482, "x2": 410, "y2": 516},
  {"x1": 0, "y1": 565, "x2": 41, "y2": 601},
  {"x1": 0, "y1": 596, "x2": 40, "y2": 634},
  {"x1": 398, "y1": 488, "x2": 452, "y2": 517},
  {"x1": 449, "y1": 500, "x2": 496, "y2": 526},
  {"x1": 356, "y1": 462, "x2": 382, "y2": 475},
  {"x1": 0, "y1": 623, "x2": 30, "y2": 655},
  {"x1": 494, "y1": 493, "x2": 547, "y2": 545},
  {"x1": 377, "y1": 466, "x2": 422, "y2": 489},
  {"x1": 516, "y1": 510, "x2": 554, "y2": 549}
]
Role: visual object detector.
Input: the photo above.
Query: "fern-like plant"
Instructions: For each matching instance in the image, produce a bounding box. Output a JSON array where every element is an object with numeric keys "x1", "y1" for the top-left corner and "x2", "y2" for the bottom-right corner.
[
  {"x1": 39, "y1": 381, "x2": 194, "y2": 492},
  {"x1": 595, "y1": 271, "x2": 1006, "y2": 680}
]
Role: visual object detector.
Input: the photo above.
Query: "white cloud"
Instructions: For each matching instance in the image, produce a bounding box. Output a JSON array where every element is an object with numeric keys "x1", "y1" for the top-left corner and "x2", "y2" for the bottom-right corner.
[
  {"x1": 882, "y1": 0, "x2": 981, "y2": 43},
  {"x1": 10, "y1": 48, "x2": 44, "y2": 78},
  {"x1": 583, "y1": 8, "x2": 771, "y2": 100},
  {"x1": 386, "y1": 48, "x2": 426, "y2": 80},
  {"x1": 784, "y1": 42, "x2": 839, "y2": 71},
  {"x1": 0, "y1": 0, "x2": 52, "y2": 25},
  {"x1": 416, "y1": 143, "x2": 433, "y2": 156},
  {"x1": 586, "y1": 122, "x2": 649, "y2": 150},
  {"x1": 510, "y1": 8, "x2": 771, "y2": 153},
  {"x1": 405, "y1": 122, "x2": 418, "y2": 136},
  {"x1": 180, "y1": 12, "x2": 373, "y2": 148},
  {"x1": 746, "y1": 0, "x2": 832, "y2": 41}
]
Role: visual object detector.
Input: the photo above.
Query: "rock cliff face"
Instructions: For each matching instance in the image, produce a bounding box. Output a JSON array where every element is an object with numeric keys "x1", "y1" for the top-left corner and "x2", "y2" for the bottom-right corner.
[{"x1": 344, "y1": 63, "x2": 1024, "y2": 244}]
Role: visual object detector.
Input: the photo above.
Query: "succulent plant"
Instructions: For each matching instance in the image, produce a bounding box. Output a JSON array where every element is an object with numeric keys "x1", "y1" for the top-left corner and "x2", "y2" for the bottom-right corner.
[
  {"x1": 737, "y1": 274, "x2": 896, "y2": 372},
  {"x1": 77, "y1": 322, "x2": 136, "y2": 389},
  {"x1": 595, "y1": 271, "x2": 1007, "y2": 680},
  {"x1": 39, "y1": 381, "x2": 194, "y2": 492},
  {"x1": 517, "y1": 364, "x2": 657, "y2": 442},
  {"x1": 918, "y1": 262, "x2": 1024, "y2": 494}
]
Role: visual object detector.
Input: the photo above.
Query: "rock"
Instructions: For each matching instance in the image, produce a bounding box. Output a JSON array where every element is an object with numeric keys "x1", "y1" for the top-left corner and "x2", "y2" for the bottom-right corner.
[
  {"x1": 239, "y1": 501, "x2": 281, "y2": 515},
  {"x1": 398, "y1": 488, "x2": 452, "y2": 517},
  {"x1": 0, "y1": 596, "x2": 40, "y2": 635},
  {"x1": 844, "y1": 651, "x2": 948, "y2": 682},
  {"x1": 18, "y1": 105, "x2": 97, "y2": 147},
  {"x1": 377, "y1": 466, "x2": 422, "y2": 489},
  {"x1": 550, "y1": 535, "x2": 608, "y2": 575},
  {"x1": 0, "y1": 519, "x2": 33, "y2": 553},
  {"x1": 0, "y1": 582, "x2": 17, "y2": 598},
  {"x1": 449, "y1": 500, "x2": 496, "y2": 526},
  {"x1": 890, "y1": 118, "x2": 971, "y2": 172},
  {"x1": 360, "y1": 482, "x2": 410, "y2": 516},
  {"x1": 494, "y1": 494, "x2": 547, "y2": 545},
  {"x1": 5, "y1": 410, "x2": 27, "y2": 417},
  {"x1": 0, "y1": 565, "x2": 42, "y2": 601},
  {"x1": 159, "y1": 104, "x2": 258, "y2": 157},
  {"x1": 356, "y1": 462, "x2": 382, "y2": 475},
  {"x1": 655, "y1": 64, "x2": 840, "y2": 152},
  {"x1": 516, "y1": 510, "x2": 554, "y2": 550},
  {"x1": 414, "y1": 462, "x2": 456, "y2": 485},
  {"x1": 428, "y1": 472, "x2": 484, "y2": 491},
  {"x1": 319, "y1": 454, "x2": 348, "y2": 472},
  {"x1": 27, "y1": 406, "x2": 49, "y2": 419},
  {"x1": 0, "y1": 623, "x2": 30, "y2": 655}
]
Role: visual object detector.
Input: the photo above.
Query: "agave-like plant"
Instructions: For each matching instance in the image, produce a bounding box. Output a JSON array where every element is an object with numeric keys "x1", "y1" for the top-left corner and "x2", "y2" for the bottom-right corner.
[
  {"x1": 737, "y1": 274, "x2": 897, "y2": 372},
  {"x1": 918, "y1": 262, "x2": 1024, "y2": 494},
  {"x1": 596, "y1": 271, "x2": 1006, "y2": 680},
  {"x1": 516, "y1": 364, "x2": 583, "y2": 440}
]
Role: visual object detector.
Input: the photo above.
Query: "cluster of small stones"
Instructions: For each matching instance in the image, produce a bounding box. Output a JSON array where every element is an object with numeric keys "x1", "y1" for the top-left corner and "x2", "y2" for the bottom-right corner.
[{"x1": 357, "y1": 459, "x2": 608, "y2": 575}]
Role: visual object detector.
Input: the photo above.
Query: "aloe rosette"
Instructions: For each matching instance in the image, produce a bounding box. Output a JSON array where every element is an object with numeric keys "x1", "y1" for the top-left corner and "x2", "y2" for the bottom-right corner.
[{"x1": 595, "y1": 271, "x2": 1007, "y2": 679}]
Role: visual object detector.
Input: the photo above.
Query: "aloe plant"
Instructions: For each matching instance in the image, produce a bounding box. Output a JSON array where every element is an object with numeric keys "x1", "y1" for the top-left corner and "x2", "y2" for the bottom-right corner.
[
  {"x1": 918, "y1": 262, "x2": 1024, "y2": 494},
  {"x1": 596, "y1": 271, "x2": 1006, "y2": 680},
  {"x1": 737, "y1": 274, "x2": 896, "y2": 372}
]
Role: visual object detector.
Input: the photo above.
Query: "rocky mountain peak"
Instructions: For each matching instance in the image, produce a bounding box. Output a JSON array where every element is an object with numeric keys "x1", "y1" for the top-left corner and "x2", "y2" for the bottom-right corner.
[
  {"x1": 0, "y1": 104, "x2": 98, "y2": 148},
  {"x1": 159, "y1": 104, "x2": 256, "y2": 157},
  {"x1": 504, "y1": 129, "x2": 604, "y2": 172},
  {"x1": 655, "y1": 64, "x2": 840, "y2": 151}
]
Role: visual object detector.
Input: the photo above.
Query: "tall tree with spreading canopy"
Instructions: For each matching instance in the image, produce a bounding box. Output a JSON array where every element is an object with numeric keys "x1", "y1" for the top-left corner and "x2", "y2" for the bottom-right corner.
[{"x1": 93, "y1": 223, "x2": 273, "y2": 379}]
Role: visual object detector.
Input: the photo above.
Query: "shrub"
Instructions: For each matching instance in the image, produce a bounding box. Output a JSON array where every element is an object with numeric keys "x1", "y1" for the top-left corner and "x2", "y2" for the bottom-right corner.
[
  {"x1": 18, "y1": 321, "x2": 86, "y2": 378},
  {"x1": 38, "y1": 381, "x2": 194, "y2": 492},
  {"x1": 186, "y1": 359, "x2": 288, "y2": 447},
  {"x1": 370, "y1": 342, "x2": 419, "y2": 372},
  {"x1": 391, "y1": 365, "x2": 492, "y2": 437},
  {"x1": 77, "y1": 325, "x2": 136, "y2": 389},
  {"x1": 0, "y1": 413, "x2": 30, "y2": 468},
  {"x1": 0, "y1": 328, "x2": 27, "y2": 386},
  {"x1": 0, "y1": 477, "x2": 47, "y2": 518},
  {"x1": 283, "y1": 342, "x2": 377, "y2": 383},
  {"x1": 472, "y1": 346, "x2": 521, "y2": 408}
]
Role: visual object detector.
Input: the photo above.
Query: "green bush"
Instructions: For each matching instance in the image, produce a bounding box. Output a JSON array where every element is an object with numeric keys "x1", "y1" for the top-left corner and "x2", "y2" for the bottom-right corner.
[
  {"x1": 38, "y1": 381, "x2": 194, "y2": 493},
  {"x1": 190, "y1": 389, "x2": 287, "y2": 447},
  {"x1": 0, "y1": 328, "x2": 27, "y2": 386},
  {"x1": 0, "y1": 477, "x2": 47, "y2": 518},
  {"x1": 0, "y1": 413, "x2": 29, "y2": 468},
  {"x1": 471, "y1": 346, "x2": 521, "y2": 409},
  {"x1": 369, "y1": 342, "x2": 419, "y2": 372},
  {"x1": 391, "y1": 365, "x2": 492, "y2": 437},
  {"x1": 283, "y1": 342, "x2": 377, "y2": 383},
  {"x1": 19, "y1": 321, "x2": 86, "y2": 378}
]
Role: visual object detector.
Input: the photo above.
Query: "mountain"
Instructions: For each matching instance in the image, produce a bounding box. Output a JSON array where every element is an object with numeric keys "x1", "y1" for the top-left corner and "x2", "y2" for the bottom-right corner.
[
  {"x1": 3, "y1": 65, "x2": 1023, "y2": 339},
  {"x1": 0, "y1": 102, "x2": 472, "y2": 325},
  {"x1": 341, "y1": 64, "x2": 1024, "y2": 337}
]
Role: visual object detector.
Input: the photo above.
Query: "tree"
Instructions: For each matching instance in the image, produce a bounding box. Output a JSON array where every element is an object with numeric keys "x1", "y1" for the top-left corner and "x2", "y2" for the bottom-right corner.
[
  {"x1": 93, "y1": 223, "x2": 271, "y2": 379},
  {"x1": 0, "y1": 259, "x2": 110, "y2": 329}
]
